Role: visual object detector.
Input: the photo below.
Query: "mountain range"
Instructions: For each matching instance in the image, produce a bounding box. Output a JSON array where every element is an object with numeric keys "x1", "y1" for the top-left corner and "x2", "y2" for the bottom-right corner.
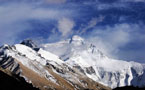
[{"x1": 0, "y1": 35, "x2": 145, "y2": 90}]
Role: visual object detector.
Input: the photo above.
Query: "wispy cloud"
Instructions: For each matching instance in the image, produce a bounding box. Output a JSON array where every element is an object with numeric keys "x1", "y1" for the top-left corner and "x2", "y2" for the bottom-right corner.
[
  {"x1": 58, "y1": 18, "x2": 75, "y2": 37},
  {"x1": 0, "y1": 2, "x2": 74, "y2": 44},
  {"x1": 0, "y1": 0, "x2": 145, "y2": 63},
  {"x1": 80, "y1": 16, "x2": 105, "y2": 34},
  {"x1": 87, "y1": 23, "x2": 145, "y2": 62}
]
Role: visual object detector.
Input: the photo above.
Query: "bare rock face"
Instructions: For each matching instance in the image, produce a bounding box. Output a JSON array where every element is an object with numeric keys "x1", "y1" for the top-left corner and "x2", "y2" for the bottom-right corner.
[
  {"x1": 85, "y1": 66, "x2": 96, "y2": 75},
  {"x1": 0, "y1": 45, "x2": 21, "y2": 75},
  {"x1": 20, "y1": 39, "x2": 37, "y2": 49}
]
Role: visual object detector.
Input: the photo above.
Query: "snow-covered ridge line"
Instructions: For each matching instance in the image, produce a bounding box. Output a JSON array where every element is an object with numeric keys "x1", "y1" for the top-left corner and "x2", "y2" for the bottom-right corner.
[
  {"x1": 41, "y1": 35, "x2": 145, "y2": 88},
  {"x1": 0, "y1": 41, "x2": 111, "y2": 90},
  {"x1": 0, "y1": 36, "x2": 145, "y2": 89}
]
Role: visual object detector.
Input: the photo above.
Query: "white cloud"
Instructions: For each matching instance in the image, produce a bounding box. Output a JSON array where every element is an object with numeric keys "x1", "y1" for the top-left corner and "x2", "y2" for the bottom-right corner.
[
  {"x1": 106, "y1": 24, "x2": 130, "y2": 46},
  {"x1": 80, "y1": 16, "x2": 105, "y2": 34},
  {"x1": 58, "y1": 18, "x2": 75, "y2": 37},
  {"x1": 87, "y1": 24, "x2": 132, "y2": 59},
  {"x1": 0, "y1": 3, "x2": 74, "y2": 44}
]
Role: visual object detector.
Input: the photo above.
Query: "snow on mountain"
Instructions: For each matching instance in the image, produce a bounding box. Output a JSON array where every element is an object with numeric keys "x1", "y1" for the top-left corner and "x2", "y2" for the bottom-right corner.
[
  {"x1": 0, "y1": 44, "x2": 57, "y2": 83},
  {"x1": 41, "y1": 35, "x2": 145, "y2": 88},
  {"x1": 38, "y1": 48, "x2": 64, "y2": 64},
  {"x1": 0, "y1": 35, "x2": 144, "y2": 89},
  {"x1": 0, "y1": 40, "x2": 110, "y2": 90}
]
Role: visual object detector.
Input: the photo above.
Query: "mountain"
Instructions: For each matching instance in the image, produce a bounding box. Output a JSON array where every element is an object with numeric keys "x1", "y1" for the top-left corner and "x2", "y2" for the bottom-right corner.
[
  {"x1": 0, "y1": 40, "x2": 110, "y2": 90},
  {"x1": 41, "y1": 35, "x2": 145, "y2": 89},
  {"x1": 0, "y1": 35, "x2": 145, "y2": 89},
  {"x1": 0, "y1": 67, "x2": 39, "y2": 90}
]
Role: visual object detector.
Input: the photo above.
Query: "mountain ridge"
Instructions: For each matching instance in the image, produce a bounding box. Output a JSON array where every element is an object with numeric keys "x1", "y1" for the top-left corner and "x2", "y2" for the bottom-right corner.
[
  {"x1": 0, "y1": 35, "x2": 144, "y2": 89},
  {"x1": 0, "y1": 39, "x2": 111, "y2": 90},
  {"x1": 41, "y1": 35, "x2": 145, "y2": 88}
]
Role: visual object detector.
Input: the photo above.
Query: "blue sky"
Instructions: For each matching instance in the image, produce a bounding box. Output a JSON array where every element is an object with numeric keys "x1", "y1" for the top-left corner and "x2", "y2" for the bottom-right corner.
[{"x1": 0, "y1": 0, "x2": 145, "y2": 63}]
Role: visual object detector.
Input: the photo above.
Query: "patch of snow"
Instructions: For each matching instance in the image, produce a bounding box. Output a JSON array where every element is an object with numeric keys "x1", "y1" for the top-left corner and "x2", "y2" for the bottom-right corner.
[{"x1": 38, "y1": 48, "x2": 64, "y2": 64}]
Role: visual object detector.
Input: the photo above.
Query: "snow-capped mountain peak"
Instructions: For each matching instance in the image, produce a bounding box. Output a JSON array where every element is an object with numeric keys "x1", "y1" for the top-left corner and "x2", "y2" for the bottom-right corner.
[
  {"x1": 69, "y1": 35, "x2": 84, "y2": 46},
  {"x1": 41, "y1": 35, "x2": 108, "y2": 62},
  {"x1": 41, "y1": 35, "x2": 145, "y2": 88},
  {"x1": 1, "y1": 36, "x2": 144, "y2": 89}
]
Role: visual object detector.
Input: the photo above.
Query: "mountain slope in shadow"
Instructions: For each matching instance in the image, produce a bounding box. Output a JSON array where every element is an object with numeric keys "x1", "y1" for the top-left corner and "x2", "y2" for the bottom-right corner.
[{"x1": 0, "y1": 68, "x2": 39, "y2": 90}]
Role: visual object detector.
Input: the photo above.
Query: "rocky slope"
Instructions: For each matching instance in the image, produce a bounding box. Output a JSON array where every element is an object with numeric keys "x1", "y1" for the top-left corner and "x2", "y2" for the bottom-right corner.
[
  {"x1": 0, "y1": 40, "x2": 110, "y2": 90},
  {"x1": 0, "y1": 67, "x2": 39, "y2": 90},
  {"x1": 41, "y1": 35, "x2": 145, "y2": 89}
]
